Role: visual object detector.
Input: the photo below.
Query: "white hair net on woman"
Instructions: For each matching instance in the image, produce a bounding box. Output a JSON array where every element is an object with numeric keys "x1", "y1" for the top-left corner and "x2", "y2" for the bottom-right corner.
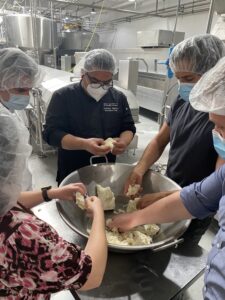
[
  {"x1": 73, "y1": 49, "x2": 117, "y2": 77},
  {"x1": 169, "y1": 34, "x2": 225, "y2": 74},
  {"x1": 190, "y1": 57, "x2": 225, "y2": 116},
  {"x1": 0, "y1": 48, "x2": 42, "y2": 90},
  {"x1": 0, "y1": 105, "x2": 32, "y2": 216}
]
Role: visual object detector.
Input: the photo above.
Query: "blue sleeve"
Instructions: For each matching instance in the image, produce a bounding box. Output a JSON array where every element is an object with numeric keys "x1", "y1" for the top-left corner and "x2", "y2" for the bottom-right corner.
[{"x1": 180, "y1": 165, "x2": 225, "y2": 219}]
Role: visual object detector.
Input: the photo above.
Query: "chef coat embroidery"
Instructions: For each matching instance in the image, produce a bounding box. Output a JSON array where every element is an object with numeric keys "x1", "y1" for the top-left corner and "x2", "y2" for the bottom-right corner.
[{"x1": 103, "y1": 103, "x2": 119, "y2": 112}]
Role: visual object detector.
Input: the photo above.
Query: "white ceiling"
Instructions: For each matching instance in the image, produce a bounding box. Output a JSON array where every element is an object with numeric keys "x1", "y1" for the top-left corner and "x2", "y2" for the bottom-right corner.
[{"x1": 0, "y1": 0, "x2": 211, "y2": 27}]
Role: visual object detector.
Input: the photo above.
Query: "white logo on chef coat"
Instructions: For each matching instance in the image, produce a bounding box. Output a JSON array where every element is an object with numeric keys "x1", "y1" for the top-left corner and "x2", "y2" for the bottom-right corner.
[{"x1": 103, "y1": 103, "x2": 119, "y2": 112}]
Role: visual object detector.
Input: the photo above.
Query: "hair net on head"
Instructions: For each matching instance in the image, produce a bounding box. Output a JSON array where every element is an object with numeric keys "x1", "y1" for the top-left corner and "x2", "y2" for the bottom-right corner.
[
  {"x1": 190, "y1": 57, "x2": 225, "y2": 116},
  {"x1": 0, "y1": 105, "x2": 32, "y2": 216},
  {"x1": 169, "y1": 34, "x2": 225, "y2": 74},
  {"x1": 73, "y1": 49, "x2": 117, "y2": 77},
  {"x1": 0, "y1": 48, "x2": 42, "y2": 91}
]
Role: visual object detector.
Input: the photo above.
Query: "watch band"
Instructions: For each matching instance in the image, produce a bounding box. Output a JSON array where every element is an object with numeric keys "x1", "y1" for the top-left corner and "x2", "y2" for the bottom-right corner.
[{"x1": 41, "y1": 186, "x2": 52, "y2": 202}]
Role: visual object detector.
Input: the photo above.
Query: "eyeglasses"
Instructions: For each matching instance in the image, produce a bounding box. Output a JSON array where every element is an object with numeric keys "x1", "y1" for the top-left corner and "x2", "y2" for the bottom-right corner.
[
  {"x1": 85, "y1": 73, "x2": 113, "y2": 90},
  {"x1": 11, "y1": 88, "x2": 32, "y2": 94}
]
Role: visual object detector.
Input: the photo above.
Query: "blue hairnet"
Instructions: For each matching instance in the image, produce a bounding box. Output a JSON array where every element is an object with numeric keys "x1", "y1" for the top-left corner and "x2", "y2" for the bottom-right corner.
[{"x1": 170, "y1": 34, "x2": 225, "y2": 74}]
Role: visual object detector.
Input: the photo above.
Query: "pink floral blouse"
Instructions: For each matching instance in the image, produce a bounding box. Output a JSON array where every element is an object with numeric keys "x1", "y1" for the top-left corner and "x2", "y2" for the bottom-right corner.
[{"x1": 0, "y1": 205, "x2": 92, "y2": 299}]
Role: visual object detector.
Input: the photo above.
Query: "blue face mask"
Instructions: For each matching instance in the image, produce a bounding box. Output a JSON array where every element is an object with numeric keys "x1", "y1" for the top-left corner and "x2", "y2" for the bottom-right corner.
[
  {"x1": 212, "y1": 130, "x2": 225, "y2": 160},
  {"x1": 2, "y1": 94, "x2": 30, "y2": 111},
  {"x1": 178, "y1": 82, "x2": 195, "y2": 102}
]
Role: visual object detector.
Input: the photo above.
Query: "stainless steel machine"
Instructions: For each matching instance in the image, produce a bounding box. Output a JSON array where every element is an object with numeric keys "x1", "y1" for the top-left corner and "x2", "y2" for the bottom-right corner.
[
  {"x1": 137, "y1": 29, "x2": 185, "y2": 48},
  {"x1": 136, "y1": 71, "x2": 178, "y2": 118},
  {"x1": 58, "y1": 29, "x2": 100, "y2": 68},
  {"x1": 5, "y1": 14, "x2": 58, "y2": 64},
  {"x1": 4, "y1": 13, "x2": 99, "y2": 68},
  {"x1": 59, "y1": 29, "x2": 99, "y2": 51}
]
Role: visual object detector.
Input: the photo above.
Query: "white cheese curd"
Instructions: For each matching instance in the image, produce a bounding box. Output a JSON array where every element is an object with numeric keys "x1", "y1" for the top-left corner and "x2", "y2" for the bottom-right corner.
[
  {"x1": 101, "y1": 137, "x2": 116, "y2": 150},
  {"x1": 75, "y1": 192, "x2": 85, "y2": 210},
  {"x1": 126, "y1": 198, "x2": 140, "y2": 213},
  {"x1": 105, "y1": 198, "x2": 160, "y2": 246},
  {"x1": 96, "y1": 184, "x2": 115, "y2": 210},
  {"x1": 126, "y1": 184, "x2": 141, "y2": 197}
]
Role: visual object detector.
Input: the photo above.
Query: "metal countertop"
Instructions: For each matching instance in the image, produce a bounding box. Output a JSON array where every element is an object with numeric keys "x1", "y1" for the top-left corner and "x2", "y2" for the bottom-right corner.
[{"x1": 32, "y1": 200, "x2": 207, "y2": 300}]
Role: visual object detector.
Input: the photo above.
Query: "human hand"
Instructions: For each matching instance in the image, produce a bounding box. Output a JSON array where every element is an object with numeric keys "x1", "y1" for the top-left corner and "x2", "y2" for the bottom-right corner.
[
  {"x1": 124, "y1": 168, "x2": 143, "y2": 195},
  {"x1": 85, "y1": 138, "x2": 111, "y2": 155},
  {"x1": 107, "y1": 213, "x2": 136, "y2": 232},
  {"x1": 85, "y1": 196, "x2": 104, "y2": 217},
  {"x1": 111, "y1": 138, "x2": 128, "y2": 155},
  {"x1": 49, "y1": 183, "x2": 87, "y2": 201}
]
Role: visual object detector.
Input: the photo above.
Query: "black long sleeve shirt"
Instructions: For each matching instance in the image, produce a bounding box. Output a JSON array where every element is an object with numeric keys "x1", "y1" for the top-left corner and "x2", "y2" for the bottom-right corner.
[{"x1": 43, "y1": 82, "x2": 136, "y2": 184}]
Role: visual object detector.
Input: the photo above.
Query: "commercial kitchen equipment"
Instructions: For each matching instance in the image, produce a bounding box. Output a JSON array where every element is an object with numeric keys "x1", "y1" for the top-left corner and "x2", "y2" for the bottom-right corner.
[
  {"x1": 110, "y1": 48, "x2": 179, "y2": 123},
  {"x1": 5, "y1": 14, "x2": 58, "y2": 64},
  {"x1": 57, "y1": 29, "x2": 100, "y2": 66},
  {"x1": 137, "y1": 30, "x2": 185, "y2": 48},
  {"x1": 59, "y1": 29, "x2": 99, "y2": 52},
  {"x1": 33, "y1": 199, "x2": 207, "y2": 300},
  {"x1": 57, "y1": 163, "x2": 190, "y2": 252},
  {"x1": 61, "y1": 55, "x2": 72, "y2": 71},
  {"x1": 118, "y1": 59, "x2": 139, "y2": 94},
  {"x1": 5, "y1": 14, "x2": 57, "y2": 50}
]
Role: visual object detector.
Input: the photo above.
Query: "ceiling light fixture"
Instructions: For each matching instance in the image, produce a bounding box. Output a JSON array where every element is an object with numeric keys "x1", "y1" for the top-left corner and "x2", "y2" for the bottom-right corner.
[{"x1": 128, "y1": 0, "x2": 135, "y2": 2}]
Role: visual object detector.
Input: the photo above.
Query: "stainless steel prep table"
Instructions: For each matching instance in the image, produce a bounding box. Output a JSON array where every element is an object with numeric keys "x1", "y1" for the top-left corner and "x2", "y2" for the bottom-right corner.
[{"x1": 32, "y1": 200, "x2": 208, "y2": 300}]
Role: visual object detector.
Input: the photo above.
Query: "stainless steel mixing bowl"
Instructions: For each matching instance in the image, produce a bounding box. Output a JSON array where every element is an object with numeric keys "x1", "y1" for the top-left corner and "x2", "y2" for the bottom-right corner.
[{"x1": 57, "y1": 163, "x2": 190, "y2": 252}]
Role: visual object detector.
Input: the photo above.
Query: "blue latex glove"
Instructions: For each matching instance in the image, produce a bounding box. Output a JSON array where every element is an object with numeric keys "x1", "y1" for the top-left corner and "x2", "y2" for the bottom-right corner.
[{"x1": 157, "y1": 46, "x2": 174, "y2": 78}]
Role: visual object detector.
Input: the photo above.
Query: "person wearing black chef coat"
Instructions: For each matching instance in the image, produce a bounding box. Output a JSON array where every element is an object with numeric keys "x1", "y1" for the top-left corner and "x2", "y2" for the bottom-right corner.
[{"x1": 43, "y1": 49, "x2": 136, "y2": 185}]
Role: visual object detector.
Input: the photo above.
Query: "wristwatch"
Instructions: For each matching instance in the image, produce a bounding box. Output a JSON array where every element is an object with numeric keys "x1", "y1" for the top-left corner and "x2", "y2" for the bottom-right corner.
[{"x1": 41, "y1": 186, "x2": 52, "y2": 202}]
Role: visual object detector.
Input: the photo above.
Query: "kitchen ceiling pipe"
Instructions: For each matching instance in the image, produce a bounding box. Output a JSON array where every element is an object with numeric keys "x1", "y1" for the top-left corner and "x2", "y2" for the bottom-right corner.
[
  {"x1": 51, "y1": 0, "x2": 144, "y2": 15},
  {"x1": 104, "y1": 0, "x2": 210, "y2": 25},
  {"x1": 206, "y1": 0, "x2": 215, "y2": 33}
]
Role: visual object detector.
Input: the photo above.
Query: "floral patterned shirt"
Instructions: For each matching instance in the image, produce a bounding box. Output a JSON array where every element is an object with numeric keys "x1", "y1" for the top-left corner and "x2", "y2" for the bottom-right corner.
[{"x1": 0, "y1": 205, "x2": 92, "y2": 299}]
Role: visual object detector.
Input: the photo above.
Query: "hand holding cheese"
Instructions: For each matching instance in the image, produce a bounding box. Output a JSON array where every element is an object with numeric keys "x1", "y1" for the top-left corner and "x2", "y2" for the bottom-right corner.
[
  {"x1": 75, "y1": 192, "x2": 86, "y2": 210},
  {"x1": 100, "y1": 137, "x2": 116, "y2": 151},
  {"x1": 126, "y1": 184, "x2": 141, "y2": 197}
]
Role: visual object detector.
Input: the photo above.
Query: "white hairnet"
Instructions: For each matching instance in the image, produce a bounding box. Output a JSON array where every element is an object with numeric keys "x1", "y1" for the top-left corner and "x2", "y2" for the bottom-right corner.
[
  {"x1": 73, "y1": 49, "x2": 117, "y2": 77},
  {"x1": 0, "y1": 48, "x2": 42, "y2": 90},
  {"x1": 190, "y1": 57, "x2": 225, "y2": 115},
  {"x1": 170, "y1": 34, "x2": 225, "y2": 74},
  {"x1": 0, "y1": 104, "x2": 32, "y2": 216}
]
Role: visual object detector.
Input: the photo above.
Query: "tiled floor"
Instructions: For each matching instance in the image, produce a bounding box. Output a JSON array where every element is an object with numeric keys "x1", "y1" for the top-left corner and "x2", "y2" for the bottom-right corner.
[{"x1": 29, "y1": 108, "x2": 218, "y2": 300}]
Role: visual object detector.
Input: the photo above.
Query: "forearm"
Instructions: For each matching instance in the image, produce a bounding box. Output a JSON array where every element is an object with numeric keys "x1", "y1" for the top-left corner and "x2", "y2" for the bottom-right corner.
[
  {"x1": 119, "y1": 130, "x2": 134, "y2": 145},
  {"x1": 140, "y1": 190, "x2": 180, "y2": 206},
  {"x1": 81, "y1": 212, "x2": 107, "y2": 290},
  {"x1": 135, "y1": 139, "x2": 166, "y2": 175},
  {"x1": 61, "y1": 134, "x2": 87, "y2": 150},
  {"x1": 18, "y1": 188, "x2": 59, "y2": 209},
  {"x1": 131, "y1": 191, "x2": 192, "y2": 227}
]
